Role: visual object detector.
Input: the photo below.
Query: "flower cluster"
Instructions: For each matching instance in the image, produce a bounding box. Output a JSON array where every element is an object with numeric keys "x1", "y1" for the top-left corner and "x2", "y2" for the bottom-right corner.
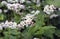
[
  {"x1": 43, "y1": 5, "x2": 56, "y2": 15},
  {"x1": 0, "y1": 9, "x2": 40, "y2": 30},
  {"x1": 0, "y1": 0, "x2": 41, "y2": 14},
  {"x1": 0, "y1": 20, "x2": 17, "y2": 30},
  {"x1": 1, "y1": 0, "x2": 25, "y2": 13},
  {"x1": 43, "y1": 5, "x2": 59, "y2": 19},
  {"x1": 18, "y1": 10, "x2": 40, "y2": 28},
  {"x1": 0, "y1": 0, "x2": 60, "y2": 39}
]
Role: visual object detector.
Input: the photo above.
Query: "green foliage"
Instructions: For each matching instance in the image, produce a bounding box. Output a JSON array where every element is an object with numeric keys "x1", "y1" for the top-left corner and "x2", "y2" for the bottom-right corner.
[
  {"x1": 14, "y1": 12, "x2": 21, "y2": 23},
  {"x1": 21, "y1": 25, "x2": 56, "y2": 39},
  {"x1": 3, "y1": 28, "x2": 21, "y2": 39},
  {"x1": 0, "y1": 14, "x2": 5, "y2": 21},
  {"x1": 45, "y1": 0, "x2": 60, "y2": 7}
]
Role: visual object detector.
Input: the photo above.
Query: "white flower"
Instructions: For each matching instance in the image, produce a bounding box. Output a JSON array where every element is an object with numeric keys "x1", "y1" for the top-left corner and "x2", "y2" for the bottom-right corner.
[
  {"x1": 7, "y1": 0, "x2": 18, "y2": 3},
  {"x1": 22, "y1": 14, "x2": 32, "y2": 19},
  {"x1": 49, "y1": 5, "x2": 56, "y2": 10},
  {"x1": 0, "y1": 9, "x2": 2, "y2": 13},
  {"x1": 0, "y1": 22, "x2": 4, "y2": 27},
  {"x1": 17, "y1": 21, "x2": 26, "y2": 28},
  {"x1": 50, "y1": 14, "x2": 58, "y2": 19},
  {"x1": 26, "y1": 1, "x2": 31, "y2": 4},
  {"x1": 6, "y1": 3, "x2": 24, "y2": 12},
  {"x1": 11, "y1": 22, "x2": 17, "y2": 29},
  {"x1": 1, "y1": 1, "x2": 7, "y2": 5},
  {"x1": 6, "y1": 3, "x2": 15, "y2": 10},
  {"x1": 4, "y1": 10, "x2": 8, "y2": 13},
  {"x1": 13, "y1": 22, "x2": 17, "y2": 26},
  {"x1": 43, "y1": 5, "x2": 55, "y2": 15},
  {"x1": 19, "y1": 16, "x2": 33, "y2": 27},
  {"x1": 5, "y1": 20, "x2": 9, "y2": 24},
  {"x1": 31, "y1": 10, "x2": 35, "y2": 13},
  {"x1": 6, "y1": 3, "x2": 13, "y2": 10},
  {"x1": 26, "y1": 14, "x2": 32, "y2": 17},
  {"x1": 33, "y1": 38, "x2": 39, "y2": 39},
  {"x1": 45, "y1": 9, "x2": 54, "y2": 15},
  {"x1": 36, "y1": 4, "x2": 40, "y2": 7},
  {"x1": 45, "y1": 11, "x2": 51, "y2": 15},
  {"x1": 4, "y1": 20, "x2": 10, "y2": 28},
  {"x1": 0, "y1": 26, "x2": 3, "y2": 30},
  {"x1": 17, "y1": 23, "x2": 25, "y2": 29},
  {"x1": 4, "y1": 20, "x2": 17, "y2": 29},
  {"x1": 19, "y1": 5, "x2": 25, "y2": 9},
  {"x1": 20, "y1": 0, "x2": 25, "y2": 3},
  {"x1": 58, "y1": 8, "x2": 60, "y2": 11},
  {"x1": 36, "y1": 0, "x2": 40, "y2": 4},
  {"x1": 36, "y1": 0, "x2": 41, "y2": 7},
  {"x1": 43, "y1": 5, "x2": 50, "y2": 12},
  {"x1": 17, "y1": 24, "x2": 22, "y2": 28},
  {"x1": 7, "y1": 0, "x2": 12, "y2": 3},
  {"x1": 0, "y1": 24, "x2": 3, "y2": 30},
  {"x1": 8, "y1": 21, "x2": 17, "y2": 29},
  {"x1": 20, "y1": 21, "x2": 26, "y2": 26},
  {"x1": 35, "y1": 10, "x2": 40, "y2": 15},
  {"x1": 25, "y1": 18, "x2": 32, "y2": 25}
]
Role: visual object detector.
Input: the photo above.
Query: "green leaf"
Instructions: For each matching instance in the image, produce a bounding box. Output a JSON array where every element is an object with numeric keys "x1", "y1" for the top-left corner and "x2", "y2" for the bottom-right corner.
[
  {"x1": 43, "y1": 26, "x2": 56, "y2": 39},
  {"x1": 14, "y1": 13, "x2": 21, "y2": 23},
  {"x1": 0, "y1": 14, "x2": 5, "y2": 20}
]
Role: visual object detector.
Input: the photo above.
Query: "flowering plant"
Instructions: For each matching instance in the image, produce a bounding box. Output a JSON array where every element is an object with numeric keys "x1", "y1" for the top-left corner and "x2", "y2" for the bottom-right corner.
[{"x1": 0, "y1": 0, "x2": 60, "y2": 39}]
